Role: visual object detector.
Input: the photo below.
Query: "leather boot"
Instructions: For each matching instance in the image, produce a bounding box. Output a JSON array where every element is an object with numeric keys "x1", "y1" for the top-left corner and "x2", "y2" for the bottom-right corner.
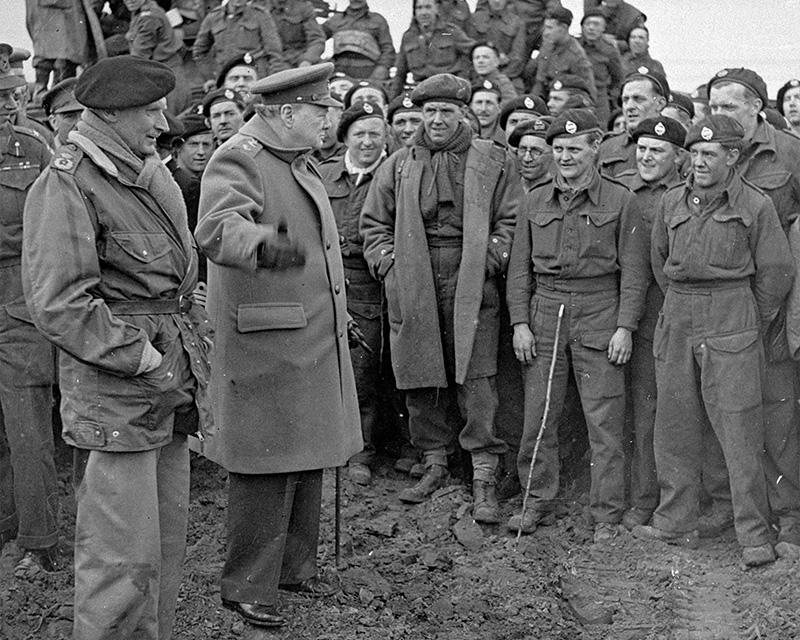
[
  {"x1": 472, "y1": 479, "x2": 500, "y2": 524},
  {"x1": 398, "y1": 464, "x2": 449, "y2": 503}
]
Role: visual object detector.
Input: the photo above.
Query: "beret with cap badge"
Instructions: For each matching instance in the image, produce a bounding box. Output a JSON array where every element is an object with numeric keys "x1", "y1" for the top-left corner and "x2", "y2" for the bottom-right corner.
[
  {"x1": 549, "y1": 74, "x2": 593, "y2": 98},
  {"x1": 343, "y1": 79, "x2": 388, "y2": 110},
  {"x1": 471, "y1": 78, "x2": 502, "y2": 98},
  {"x1": 776, "y1": 78, "x2": 800, "y2": 116},
  {"x1": 499, "y1": 94, "x2": 547, "y2": 130},
  {"x1": 624, "y1": 66, "x2": 670, "y2": 99},
  {"x1": 411, "y1": 73, "x2": 472, "y2": 107},
  {"x1": 548, "y1": 6, "x2": 573, "y2": 27},
  {"x1": 707, "y1": 68, "x2": 769, "y2": 108},
  {"x1": 202, "y1": 87, "x2": 247, "y2": 117},
  {"x1": 545, "y1": 108, "x2": 601, "y2": 145},
  {"x1": 336, "y1": 101, "x2": 385, "y2": 142},
  {"x1": 387, "y1": 92, "x2": 420, "y2": 121},
  {"x1": 176, "y1": 113, "x2": 212, "y2": 143},
  {"x1": 508, "y1": 116, "x2": 552, "y2": 147},
  {"x1": 631, "y1": 116, "x2": 686, "y2": 147},
  {"x1": 75, "y1": 56, "x2": 175, "y2": 110},
  {"x1": 216, "y1": 52, "x2": 258, "y2": 89},
  {"x1": 666, "y1": 92, "x2": 695, "y2": 119},
  {"x1": 684, "y1": 114, "x2": 745, "y2": 149}
]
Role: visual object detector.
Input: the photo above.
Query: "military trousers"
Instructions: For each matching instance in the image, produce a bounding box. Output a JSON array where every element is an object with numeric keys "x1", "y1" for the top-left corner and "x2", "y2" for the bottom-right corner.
[
  {"x1": 221, "y1": 469, "x2": 322, "y2": 606},
  {"x1": 652, "y1": 284, "x2": 772, "y2": 547},
  {"x1": 517, "y1": 279, "x2": 626, "y2": 524},
  {"x1": 73, "y1": 432, "x2": 189, "y2": 640}
]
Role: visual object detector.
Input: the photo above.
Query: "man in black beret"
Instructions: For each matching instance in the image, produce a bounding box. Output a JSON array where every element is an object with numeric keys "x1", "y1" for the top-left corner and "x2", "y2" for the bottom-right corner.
[
  {"x1": 0, "y1": 44, "x2": 60, "y2": 583},
  {"x1": 508, "y1": 117, "x2": 552, "y2": 192},
  {"x1": 214, "y1": 54, "x2": 260, "y2": 102},
  {"x1": 40, "y1": 77, "x2": 83, "y2": 147},
  {"x1": 662, "y1": 92, "x2": 694, "y2": 132},
  {"x1": 777, "y1": 78, "x2": 800, "y2": 137},
  {"x1": 703, "y1": 68, "x2": 800, "y2": 557},
  {"x1": 319, "y1": 103, "x2": 395, "y2": 486},
  {"x1": 23, "y1": 55, "x2": 211, "y2": 638},
  {"x1": 635, "y1": 114, "x2": 793, "y2": 568},
  {"x1": 597, "y1": 66, "x2": 670, "y2": 177},
  {"x1": 506, "y1": 108, "x2": 646, "y2": 542},
  {"x1": 469, "y1": 80, "x2": 505, "y2": 144},
  {"x1": 500, "y1": 94, "x2": 547, "y2": 144},
  {"x1": 612, "y1": 116, "x2": 684, "y2": 532},
  {"x1": 583, "y1": 0, "x2": 646, "y2": 53},
  {"x1": 196, "y1": 62, "x2": 361, "y2": 628},
  {"x1": 362, "y1": 73, "x2": 522, "y2": 522},
  {"x1": 203, "y1": 88, "x2": 247, "y2": 144},
  {"x1": 388, "y1": 92, "x2": 423, "y2": 148},
  {"x1": 547, "y1": 75, "x2": 596, "y2": 117},
  {"x1": 343, "y1": 79, "x2": 389, "y2": 114}
]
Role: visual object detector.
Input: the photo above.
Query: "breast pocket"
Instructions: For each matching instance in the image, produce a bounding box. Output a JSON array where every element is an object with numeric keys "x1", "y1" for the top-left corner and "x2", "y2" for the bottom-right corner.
[
  {"x1": 431, "y1": 38, "x2": 456, "y2": 69},
  {"x1": 103, "y1": 231, "x2": 172, "y2": 274},
  {"x1": 580, "y1": 210, "x2": 619, "y2": 263},
  {"x1": 707, "y1": 212, "x2": 752, "y2": 269},
  {"x1": 530, "y1": 209, "x2": 563, "y2": 262},
  {"x1": 664, "y1": 212, "x2": 692, "y2": 265},
  {"x1": 238, "y1": 19, "x2": 263, "y2": 51}
]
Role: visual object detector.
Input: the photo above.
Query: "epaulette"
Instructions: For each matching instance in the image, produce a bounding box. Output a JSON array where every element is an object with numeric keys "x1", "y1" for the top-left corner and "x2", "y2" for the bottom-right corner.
[
  {"x1": 600, "y1": 173, "x2": 635, "y2": 193},
  {"x1": 51, "y1": 144, "x2": 83, "y2": 174},
  {"x1": 237, "y1": 136, "x2": 263, "y2": 155},
  {"x1": 11, "y1": 124, "x2": 48, "y2": 147}
]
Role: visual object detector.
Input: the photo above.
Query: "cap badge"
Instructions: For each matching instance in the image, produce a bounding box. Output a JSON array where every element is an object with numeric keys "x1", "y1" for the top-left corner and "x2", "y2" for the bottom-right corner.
[
  {"x1": 716, "y1": 69, "x2": 728, "y2": 77},
  {"x1": 53, "y1": 155, "x2": 74, "y2": 171},
  {"x1": 224, "y1": 89, "x2": 235, "y2": 99},
  {"x1": 195, "y1": 104, "x2": 203, "y2": 114},
  {"x1": 534, "y1": 119, "x2": 546, "y2": 131},
  {"x1": 553, "y1": 80, "x2": 562, "y2": 90},
  {"x1": 791, "y1": 79, "x2": 800, "y2": 87},
  {"x1": 637, "y1": 66, "x2": 649, "y2": 75},
  {"x1": 565, "y1": 120, "x2": 577, "y2": 134},
  {"x1": 701, "y1": 126, "x2": 713, "y2": 141},
  {"x1": 363, "y1": 102, "x2": 374, "y2": 114},
  {"x1": 402, "y1": 96, "x2": 413, "y2": 108},
  {"x1": 524, "y1": 97, "x2": 534, "y2": 109},
  {"x1": 483, "y1": 80, "x2": 493, "y2": 89},
  {"x1": 243, "y1": 52, "x2": 253, "y2": 64},
  {"x1": 654, "y1": 122, "x2": 666, "y2": 135}
]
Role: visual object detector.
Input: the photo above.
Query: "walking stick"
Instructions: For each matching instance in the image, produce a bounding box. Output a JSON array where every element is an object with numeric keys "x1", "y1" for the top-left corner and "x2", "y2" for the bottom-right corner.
[
  {"x1": 516, "y1": 303, "x2": 565, "y2": 550},
  {"x1": 335, "y1": 466, "x2": 342, "y2": 569}
]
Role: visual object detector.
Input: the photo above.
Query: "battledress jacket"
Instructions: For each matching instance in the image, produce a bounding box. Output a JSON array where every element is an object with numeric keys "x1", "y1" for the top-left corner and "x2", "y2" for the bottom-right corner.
[
  {"x1": 21, "y1": 136, "x2": 211, "y2": 452},
  {"x1": 195, "y1": 114, "x2": 362, "y2": 475},
  {"x1": 360, "y1": 139, "x2": 521, "y2": 389}
]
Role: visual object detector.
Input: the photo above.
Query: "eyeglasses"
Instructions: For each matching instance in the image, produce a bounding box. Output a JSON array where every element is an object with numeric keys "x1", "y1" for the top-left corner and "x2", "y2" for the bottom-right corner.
[{"x1": 517, "y1": 146, "x2": 544, "y2": 159}]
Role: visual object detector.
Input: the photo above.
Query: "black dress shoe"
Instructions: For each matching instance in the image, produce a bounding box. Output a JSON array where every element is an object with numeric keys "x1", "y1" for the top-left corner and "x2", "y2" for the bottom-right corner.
[
  {"x1": 221, "y1": 599, "x2": 286, "y2": 627},
  {"x1": 279, "y1": 575, "x2": 339, "y2": 597}
]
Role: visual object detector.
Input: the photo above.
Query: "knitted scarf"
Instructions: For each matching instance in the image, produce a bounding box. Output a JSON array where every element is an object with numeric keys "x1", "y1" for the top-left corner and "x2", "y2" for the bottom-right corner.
[{"x1": 413, "y1": 121, "x2": 473, "y2": 207}]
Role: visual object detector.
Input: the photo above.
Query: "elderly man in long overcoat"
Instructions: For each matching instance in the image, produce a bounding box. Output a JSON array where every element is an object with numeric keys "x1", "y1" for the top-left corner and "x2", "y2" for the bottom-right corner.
[
  {"x1": 361, "y1": 73, "x2": 521, "y2": 524},
  {"x1": 195, "y1": 63, "x2": 361, "y2": 629}
]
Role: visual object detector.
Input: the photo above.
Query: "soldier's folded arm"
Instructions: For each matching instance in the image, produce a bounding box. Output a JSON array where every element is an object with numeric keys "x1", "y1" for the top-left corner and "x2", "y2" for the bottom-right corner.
[{"x1": 360, "y1": 156, "x2": 397, "y2": 280}]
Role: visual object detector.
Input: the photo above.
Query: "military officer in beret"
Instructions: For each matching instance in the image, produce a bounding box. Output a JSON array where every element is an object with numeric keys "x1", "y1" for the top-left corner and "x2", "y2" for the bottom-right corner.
[
  {"x1": 597, "y1": 66, "x2": 669, "y2": 177},
  {"x1": 506, "y1": 109, "x2": 646, "y2": 542},
  {"x1": 362, "y1": 73, "x2": 520, "y2": 522},
  {"x1": 195, "y1": 62, "x2": 361, "y2": 628},
  {"x1": 508, "y1": 117, "x2": 552, "y2": 192},
  {"x1": 621, "y1": 25, "x2": 665, "y2": 79},
  {"x1": 697, "y1": 68, "x2": 800, "y2": 554},
  {"x1": 470, "y1": 0, "x2": 528, "y2": 88},
  {"x1": 634, "y1": 115, "x2": 793, "y2": 567},
  {"x1": 0, "y1": 43, "x2": 60, "y2": 580},
  {"x1": 499, "y1": 94, "x2": 548, "y2": 144},
  {"x1": 662, "y1": 92, "x2": 694, "y2": 132},
  {"x1": 23, "y1": 55, "x2": 211, "y2": 638},
  {"x1": 343, "y1": 79, "x2": 390, "y2": 114},
  {"x1": 614, "y1": 116, "x2": 685, "y2": 531},
  {"x1": 203, "y1": 88, "x2": 247, "y2": 145},
  {"x1": 319, "y1": 103, "x2": 393, "y2": 486},
  {"x1": 777, "y1": 78, "x2": 800, "y2": 138},
  {"x1": 40, "y1": 78, "x2": 83, "y2": 148},
  {"x1": 470, "y1": 80, "x2": 505, "y2": 145},
  {"x1": 583, "y1": 0, "x2": 646, "y2": 53},
  {"x1": 215, "y1": 54, "x2": 260, "y2": 102},
  {"x1": 547, "y1": 75, "x2": 596, "y2": 118},
  {"x1": 388, "y1": 92, "x2": 423, "y2": 148},
  {"x1": 471, "y1": 42, "x2": 518, "y2": 103}
]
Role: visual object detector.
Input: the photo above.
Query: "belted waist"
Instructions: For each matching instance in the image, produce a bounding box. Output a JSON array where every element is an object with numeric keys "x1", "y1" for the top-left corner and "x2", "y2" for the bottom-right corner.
[
  {"x1": 668, "y1": 278, "x2": 751, "y2": 294},
  {"x1": 106, "y1": 295, "x2": 193, "y2": 315},
  {"x1": 427, "y1": 236, "x2": 463, "y2": 249},
  {"x1": 535, "y1": 273, "x2": 618, "y2": 293}
]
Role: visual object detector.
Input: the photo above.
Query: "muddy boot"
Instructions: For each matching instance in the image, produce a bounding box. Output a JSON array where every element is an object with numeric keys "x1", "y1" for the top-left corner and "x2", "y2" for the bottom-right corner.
[
  {"x1": 399, "y1": 453, "x2": 450, "y2": 504},
  {"x1": 472, "y1": 480, "x2": 500, "y2": 523}
]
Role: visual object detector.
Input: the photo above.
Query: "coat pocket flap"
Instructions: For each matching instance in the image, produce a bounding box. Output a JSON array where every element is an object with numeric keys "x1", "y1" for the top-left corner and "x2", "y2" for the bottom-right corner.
[
  {"x1": 711, "y1": 211, "x2": 752, "y2": 227},
  {"x1": 665, "y1": 212, "x2": 692, "y2": 229},
  {"x1": 107, "y1": 232, "x2": 171, "y2": 263},
  {"x1": 705, "y1": 330, "x2": 759, "y2": 354},
  {"x1": 583, "y1": 210, "x2": 619, "y2": 227},
  {"x1": 580, "y1": 330, "x2": 614, "y2": 351},
  {"x1": 746, "y1": 170, "x2": 791, "y2": 191},
  {"x1": 237, "y1": 303, "x2": 307, "y2": 333},
  {"x1": 531, "y1": 209, "x2": 564, "y2": 227}
]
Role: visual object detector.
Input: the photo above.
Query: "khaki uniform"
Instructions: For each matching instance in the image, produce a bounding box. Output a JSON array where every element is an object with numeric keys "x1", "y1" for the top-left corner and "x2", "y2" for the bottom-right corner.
[
  {"x1": 506, "y1": 170, "x2": 646, "y2": 523},
  {"x1": 532, "y1": 37, "x2": 596, "y2": 102},
  {"x1": 621, "y1": 51, "x2": 665, "y2": 79},
  {"x1": 0, "y1": 124, "x2": 56, "y2": 552},
  {"x1": 650, "y1": 173, "x2": 793, "y2": 545},
  {"x1": 580, "y1": 36, "x2": 623, "y2": 129},
  {"x1": 270, "y1": 0, "x2": 325, "y2": 67},
  {"x1": 597, "y1": 130, "x2": 636, "y2": 178},
  {"x1": 322, "y1": 4, "x2": 395, "y2": 80},
  {"x1": 583, "y1": 0, "x2": 646, "y2": 50},
  {"x1": 472, "y1": 4, "x2": 528, "y2": 80}
]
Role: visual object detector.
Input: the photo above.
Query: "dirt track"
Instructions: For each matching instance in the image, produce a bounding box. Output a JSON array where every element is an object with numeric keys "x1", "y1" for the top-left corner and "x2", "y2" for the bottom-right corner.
[{"x1": 2, "y1": 447, "x2": 800, "y2": 640}]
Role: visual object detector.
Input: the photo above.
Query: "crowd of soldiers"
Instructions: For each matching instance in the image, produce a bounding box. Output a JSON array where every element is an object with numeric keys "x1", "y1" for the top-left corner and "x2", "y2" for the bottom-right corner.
[{"x1": 4, "y1": 0, "x2": 800, "y2": 635}]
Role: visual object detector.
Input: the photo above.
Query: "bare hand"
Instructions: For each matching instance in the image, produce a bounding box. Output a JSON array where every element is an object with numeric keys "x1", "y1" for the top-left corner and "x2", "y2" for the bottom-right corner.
[
  {"x1": 513, "y1": 323, "x2": 537, "y2": 364},
  {"x1": 607, "y1": 327, "x2": 632, "y2": 365}
]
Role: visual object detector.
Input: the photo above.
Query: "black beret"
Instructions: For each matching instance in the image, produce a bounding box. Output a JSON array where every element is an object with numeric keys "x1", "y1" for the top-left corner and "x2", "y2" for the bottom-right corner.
[
  {"x1": 624, "y1": 66, "x2": 669, "y2": 98},
  {"x1": 202, "y1": 87, "x2": 247, "y2": 117},
  {"x1": 684, "y1": 115, "x2": 745, "y2": 149},
  {"x1": 549, "y1": 74, "x2": 593, "y2": 98},
  {"x1": 336, "y1": 102, "x2": 385, "y2": 142},
  {"x1": 581, "y1": 8, "x2": 607, "y2": 23},
  {"x1": 387, "y1": 92, "x2": 421, "y2": 121},
  {"x1": 471, "y1": 78, "x2": 502, "y2": 99},
  {"x1": 546, "y1": 108, "x2": 601, "y2": 145},
  {"x1": 690, "y1": 83, "x2": 709, "y2": 105},
  {"x1": 75, "y1": 56, "x2": 175, "y2": 110},
  {"x1": 176, "y1": 114, "x2": 212, "y2": 142},
  {"x1": 707, "y1": 68, "x2": 768, "y2": 108},
  {"x1": 631, "y1": 116, "x2": 686, "y2": 147},
  {"x1": 500, "y1": 94, "x2": 547, "y2": 130},
  {"x1": 216, "y1": 53, "x2": 258, "y2": 89},
  {"x1": 470, "y1": 41, "x2": 500, "y2": 59},
  {"x1": 411, "y1": 73, "x2": 471, "y2": 106},
  {"x1": 666, "y1": 92, "x2": 695, "y2": 119},
  {"x1": 548, "y1": 7, "x2": 573, "y2": 27},
  {"x1": 764, "y1": 108, "x2": 788, "y2": 130},
  {"x1": 607, "y1": 107, "x2": 623, "y2": 131},
  {"x1": 776, "y1": 79, "x2": 800, "y2": 116},
  {"x1": 508, "y1": 117, "x2": 552, "y2": 147},
  {"x1": 251, "y1": 62, "x2": 340, "y2": 108},
  {"x1": 41, "y1": 78, "x2": 82, "y2": 116},
  {"x1": 343, "y1": 79, "x2": 388, "y2": 109}
]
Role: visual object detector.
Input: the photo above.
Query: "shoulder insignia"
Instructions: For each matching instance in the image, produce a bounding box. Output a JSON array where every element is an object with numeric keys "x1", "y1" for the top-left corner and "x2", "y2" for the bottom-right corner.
[
  {"x1": 11, "y1": 124, "x2": 46, "y2": 145},
  {"x1": 51, "y1": 145, "x2": 82, "y2": 173},
  {"x1": 238, "y1": 137, "x2": 262, "y2": 154},
  {"x1": 53, "y1": 154, "x2": 75, "y2": 172}
]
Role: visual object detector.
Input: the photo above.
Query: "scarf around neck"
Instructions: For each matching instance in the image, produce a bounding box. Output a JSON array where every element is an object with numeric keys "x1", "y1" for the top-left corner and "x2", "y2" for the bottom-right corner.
[{"x1": 413, "y1": 122, "x2": 472, "y2": 207}]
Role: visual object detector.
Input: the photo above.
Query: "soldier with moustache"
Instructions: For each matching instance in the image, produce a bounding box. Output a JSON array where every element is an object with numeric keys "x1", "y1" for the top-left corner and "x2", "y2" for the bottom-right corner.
[
  {"x1": 614, "y1": 116, "x2": 685, "y2": 530},
  {"x1": 508, "y1": 116, "x2": 552, "y2": 192},
  {"x1": 203, "y1": 88, "x2": 247, "y2": 145}
]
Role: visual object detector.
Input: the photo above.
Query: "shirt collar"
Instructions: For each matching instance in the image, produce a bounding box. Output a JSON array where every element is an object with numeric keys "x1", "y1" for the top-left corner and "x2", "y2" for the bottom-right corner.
[{"x1": 547, "y1": 167, "x2": 602, "y2": 205}]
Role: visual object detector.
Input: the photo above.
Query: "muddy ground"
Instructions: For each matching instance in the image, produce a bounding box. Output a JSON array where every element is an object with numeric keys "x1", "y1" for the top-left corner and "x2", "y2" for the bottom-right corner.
[{"x1": 2, "y1": 440, "x2": 800, "y2": 640}]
